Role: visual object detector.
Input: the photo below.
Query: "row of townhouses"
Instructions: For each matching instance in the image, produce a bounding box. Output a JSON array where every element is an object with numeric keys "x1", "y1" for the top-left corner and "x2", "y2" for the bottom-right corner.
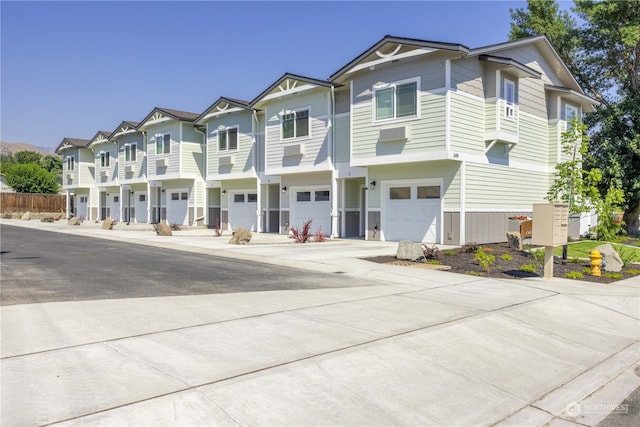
[{"x1": 56, "y1": 35, "x2": 597, "y2": 245}]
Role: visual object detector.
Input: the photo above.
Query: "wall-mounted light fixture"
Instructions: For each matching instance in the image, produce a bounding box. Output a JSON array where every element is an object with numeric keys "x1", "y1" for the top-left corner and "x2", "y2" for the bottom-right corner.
[
  {"x1": 281, "y1": 186, "x2": 287, "y2": 193},
  {"x1": 369, "y1": 180, "x2": 376, "y2": 190},
  {"x1": 221, "y1": 190, "x2": 226, "y2": 196}
]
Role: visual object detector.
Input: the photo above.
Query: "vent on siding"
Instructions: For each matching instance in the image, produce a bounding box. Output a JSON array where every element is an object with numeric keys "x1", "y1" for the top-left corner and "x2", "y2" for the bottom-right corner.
[
  {"x1": 100, "y1": 170, "x2": 108, "y2": 177},
  {"x1": 379, "y1": 126, "x2": 408, "y2": 142},
  {"x1": 219, "y1": 155, "x2": 234, "y2": 166},
  {"x1": 156, "y1": 158, "x2": 168, "y2": 168},
  {"x1": 283, "y1": 143, "x2": 305, "y2": 157},
  {"x1": 124, "y1": 165, "x2": 134, "y2": 173}
]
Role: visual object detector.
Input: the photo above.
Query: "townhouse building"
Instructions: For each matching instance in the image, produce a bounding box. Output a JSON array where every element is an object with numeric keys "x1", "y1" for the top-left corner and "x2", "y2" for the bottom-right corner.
[
  {"x1": 56, "y1": 137, "x2": 93, "y2": 220},
  {"x1": 56, "y1": 34, "x2": 597, "y2": 244},
  {"x1": 88, "y1": 130, "x2": 119, "y2": 220}
]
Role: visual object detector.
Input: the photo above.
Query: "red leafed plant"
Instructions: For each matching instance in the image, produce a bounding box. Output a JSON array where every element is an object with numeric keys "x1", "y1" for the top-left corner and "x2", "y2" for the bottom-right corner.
[
  {"x1": 290, "y1": 219, "x2": 313, "y2": 243},
  {"x1": 314, "y1": 227, "x2": 327, "y2": 242}
]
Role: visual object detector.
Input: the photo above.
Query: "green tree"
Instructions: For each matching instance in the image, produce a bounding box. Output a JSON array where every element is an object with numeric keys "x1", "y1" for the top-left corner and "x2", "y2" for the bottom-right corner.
[
  {"x1": 40, "y1": 154, "x2": 62, "y2": 174},
  {"x1": 12, "y1": 150, "x2": 43, "y2": 165},
  {"x1": 510, "y1": 0, "x2": 640, "y2": 235},
  {"x1": 3, "y1": 163, "x2": 60, "y2": 194}
]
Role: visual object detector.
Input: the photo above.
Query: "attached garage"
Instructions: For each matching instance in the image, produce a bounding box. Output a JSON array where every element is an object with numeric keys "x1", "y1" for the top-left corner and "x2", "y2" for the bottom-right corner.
[
  {"x1": 167, "y1": 190, "x2": 189, "y2": 225},
  {"x1": 291, "y1": 187, "x2": 331, "y2": 234},
  {"x1": 383, "y1": 180, "x2": 442, "y2": 243},
  {"x1": 229, "y1": 191, "x2": 258, "y2": 231}
]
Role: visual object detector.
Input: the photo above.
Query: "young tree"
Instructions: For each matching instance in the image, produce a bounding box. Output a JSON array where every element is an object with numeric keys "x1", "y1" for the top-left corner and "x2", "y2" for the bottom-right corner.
[{"x1": 3, "y1": 163, "x2": 60, "y2": 194}]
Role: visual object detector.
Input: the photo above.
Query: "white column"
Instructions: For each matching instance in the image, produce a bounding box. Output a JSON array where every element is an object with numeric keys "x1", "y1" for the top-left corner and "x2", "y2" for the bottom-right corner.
[
  {"x1": 256, "y1": 178, "x2": 262, "y2": 233},
  {"x1": 330, "y1": 170, "x2": 338, "y2": 238},
  {"x1": 66, "y1": 190, "x2": 71, "y2": 219}
]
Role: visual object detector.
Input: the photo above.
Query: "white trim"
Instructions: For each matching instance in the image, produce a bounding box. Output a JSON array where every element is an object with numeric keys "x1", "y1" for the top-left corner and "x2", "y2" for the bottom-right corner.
[
  {"x1": 335, "y1": 112, "x2": 350, "y2": 119},
  {"x1": 215, "y1": 125, "x2": 240, "y2": 153},
  {"x1": 259, "y1": 83, "x2": 318, "y2": 103},
  {"x1": 372, "y1": 76, "x2": 421, "y2": 124},
  {"x1": 460, "y1": 161, "x2": 466, "y2": 244},
  {"x1": 206, "y1": 171, "x2": 258, "y2": 181},
  {"x1": 279, "y1": 106, "x2": 312, "y2": 142},
  {"x1": 465, "y1": 208, "x2": 533, "y2": 213},
  {"x1": 352, "y1": 150, "x2": 449, "y2": 167},
  {"x1": 265, "y1": 163, "x2": 333, "y2": 176},
  {"x1": 344, "y1": 47, "x2": 435, "y2": 75}
]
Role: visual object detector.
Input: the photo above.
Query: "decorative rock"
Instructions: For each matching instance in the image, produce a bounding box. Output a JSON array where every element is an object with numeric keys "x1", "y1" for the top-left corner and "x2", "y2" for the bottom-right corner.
[
  {"x1": 506, "y1": 231, "x2": 523, "y2": 251},
  {"x1": 101, "y1": 218, "x2": 116, "y2": 230},
  {"x1": 41, "y1": 216, "x2": 55, "y2": 223},
  {"x1": 396, "y1": 240, "x2": 425, "y2": 261},
  {"x1": 3, "y1": 210, "x2": 13, "y2": 219},
  {"x1": 595, "y1": 244, "x2": 623, "y2": 272},
  {"x1": 229, "y1": 227, "x2": 252, "y2": 245},
  {"x1": 68, "y1": 217, "x2": 81, "y2": 226},
  {"x1": 21, "y1": 212, "x2": 32, "y2": 220},
  {"x1": 156, "y1": 222, "x2": 173, "y2": 236}
]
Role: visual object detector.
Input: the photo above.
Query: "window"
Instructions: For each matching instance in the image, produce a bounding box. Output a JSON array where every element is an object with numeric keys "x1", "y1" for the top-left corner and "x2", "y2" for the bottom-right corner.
[
  {"x1": 156, "y1": 134, "x2": 170, "y2": 154},
  {"x1": 125, "y1": 144, "x2": 137, "y2": 162},
  {"x1": 282, "y1": 109, "x2": 309, "y2": 139},
  {"x1": 315, "y1": 191, "x2": 330, "y2": 202},
  {"x1": 171, "y1": 193, "x2": 179, "y2": 201},
  {"x1": 247, "y1": 193, "x2": 257, "y2": 203},
  {"x1": 66, "y1": 156, "x2": 75, "y2": 171},
  {"x1": 504, "y1": 78, "x2": 515, "y2": 119},
  {"x1": 139, "y1": 194, "x2": 146, "y2": 202},
  {"x1": 100, "y1": 152, "x2": 110, "y2": 167},
  {"x1": 374, "y1": 81, "x2": 417, "y2": 121},
  {"x1": 565, "y1": 105, "x2": 578, "y2": 122},
  {"x1": 218, "y1": 127, "x2": 238, "y2": 151},
  {"x1": 234, "y1": 194, "x2": 245, "y2": 203},
  {"x1": 389, "y1": 187, "x2": 411, "y2": 200},
  {"x1": 296, "y1": 191, "x2": 311, "y2": 202},
  {"x1": 417, "y1": 186, "x2": 440, "y2": 199},
  {"x1": 113, "y1": 196, "x2": 119, "y2": 203},
  {"x1": 181, "y1": 192, "x2": 188, "y2": 200}
]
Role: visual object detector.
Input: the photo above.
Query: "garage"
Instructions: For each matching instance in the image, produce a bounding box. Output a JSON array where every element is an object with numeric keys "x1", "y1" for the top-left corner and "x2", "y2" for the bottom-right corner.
[
  {"x1": 229, "y1": 191, "x2": 258, "y2": 231},
  {"x1": 383, "y1": 181, "x2": 441, "y2": 243},
  {"x1": 292, "y1": 187, "x2": 331, "y2": 234},
  {"x1": 167, "y1": 190, "x2": 189, "y2": 225}
]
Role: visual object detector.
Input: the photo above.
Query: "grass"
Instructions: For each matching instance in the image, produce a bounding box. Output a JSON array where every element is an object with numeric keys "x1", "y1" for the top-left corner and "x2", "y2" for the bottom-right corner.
[{"x1": 552, "y1": 241, "x2": 640, "y2": 260}]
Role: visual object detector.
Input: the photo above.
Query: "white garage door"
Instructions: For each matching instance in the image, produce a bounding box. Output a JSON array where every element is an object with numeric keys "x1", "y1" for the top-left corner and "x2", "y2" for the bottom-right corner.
[
  {"x1": 167, "y1": 191, "x2": 189, "y2": 225},
  {"x1": 292, "y1": 188, "x2": 331, "y2": 234},
  {"x1": 230, "y1": 192, "x2": 257, "y2": 231},
  {"x1": 76, "y1": 196, "x2": 88, "y2": 220},
  {"x1": 110, "y1": 195, "x2": 120, "y2": 221},
  {"x1": 384, "y1": 183, "x2": 441, "y2": 243},
  {"x1": 135, "y1": 192, "x2": 147, "y2": 223}
]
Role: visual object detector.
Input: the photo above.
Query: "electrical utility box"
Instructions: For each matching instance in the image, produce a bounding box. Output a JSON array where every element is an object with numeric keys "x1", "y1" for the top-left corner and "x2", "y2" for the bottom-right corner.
[{"x1": 532, "y1": 203, "x2": 569, "y2": 246}]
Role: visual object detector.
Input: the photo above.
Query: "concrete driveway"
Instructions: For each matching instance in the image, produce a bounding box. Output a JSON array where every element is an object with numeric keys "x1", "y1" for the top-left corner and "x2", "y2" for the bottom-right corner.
[{"x1": 1, "y1": 219, "x2": 639, "y2": 426}]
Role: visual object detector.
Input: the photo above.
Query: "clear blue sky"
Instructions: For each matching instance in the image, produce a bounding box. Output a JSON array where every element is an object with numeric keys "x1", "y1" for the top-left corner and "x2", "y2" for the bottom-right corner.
[{"x1": 2, "y1": 0, "x2": 558, "y2": 151}]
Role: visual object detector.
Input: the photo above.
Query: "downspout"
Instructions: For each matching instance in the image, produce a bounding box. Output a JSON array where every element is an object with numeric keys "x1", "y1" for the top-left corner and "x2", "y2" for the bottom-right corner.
[
  {"x1": 253, "y1": 110, "x2": 262, "y2": 233},
  {"x1": 194, "y1": 125, "x2": 207, "y2": 226},
  {"x1": 330, "y1": 85, "x2": 338, "y2": 238}
]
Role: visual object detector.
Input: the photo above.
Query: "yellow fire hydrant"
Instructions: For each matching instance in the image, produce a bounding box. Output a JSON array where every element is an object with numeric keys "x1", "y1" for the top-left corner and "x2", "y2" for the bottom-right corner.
[{"x1": 590, "y1": 249, "x2": 603, "y2": 277}]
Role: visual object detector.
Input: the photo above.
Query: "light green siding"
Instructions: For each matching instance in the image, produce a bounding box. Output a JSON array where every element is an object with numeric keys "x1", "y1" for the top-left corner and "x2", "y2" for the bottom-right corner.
[
  {"x1": 344, "y1": 178, "x2": 363, "y2": 209},
  {"x1": 465, "y1": 163, "x2": 549, "y2": 209},
  {"x1": 78, "y1": 149, "x2": 95, "y2": 187},
  {"x1": 117, "y1": 133, "x2": 145, "y2": 182},
  {"x1": 510, "y1": 114, "x2": 549, "y2": 165},
  {"x1": 205, "y1": 111, "x2": 255, "y2": 176},
  {"x1": 181, "y1": 141, "x2": 204, "y2": 176},
  {"x1": 367, "y1": 161, "x2": 460, "y2": 209},
  {"x1": 451, "y1": 57, "x2": 484, "y2": 98},
  {"x1": 334, "y1": 114, "x2": 350, "y2": 163},
  {"x1": 146, "y1": 122, "x2": 181, "y2": 178},
  {"x1": 449, "y1": 93, "x2": 484, "y2": 155}
]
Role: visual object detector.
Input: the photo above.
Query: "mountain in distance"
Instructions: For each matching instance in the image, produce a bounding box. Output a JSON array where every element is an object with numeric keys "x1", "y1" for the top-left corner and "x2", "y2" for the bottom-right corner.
[{"x1": 0, "y1": 141, "x2": 55, "y2": 156}]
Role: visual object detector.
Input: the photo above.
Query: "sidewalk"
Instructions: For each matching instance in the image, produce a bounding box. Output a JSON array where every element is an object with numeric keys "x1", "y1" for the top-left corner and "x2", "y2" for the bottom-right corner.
[{"x1": 1, "y1": 219, "x2": 639, "y2": 426}]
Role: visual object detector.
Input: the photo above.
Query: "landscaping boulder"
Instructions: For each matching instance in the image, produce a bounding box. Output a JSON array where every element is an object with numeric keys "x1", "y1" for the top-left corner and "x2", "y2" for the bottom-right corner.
[
  {"x1": 156, "y1": 222, "x2": 173, "y2": 236},
  {"x1": 68, "y1": 217, "x2": 81, "y2": 226},
  {"x1": 396, "y1": 240, "x2": 424, "y2": 261},
  {"x1": 506, "y1": 231, "x2": 522, "y2": 251},
  {"x1": 229, "y1": 227, "x2": 252, "y2": 245},
  {"x1": 101, "y1": 218, "x2": 116, "y2": 230},
  {"x1": 41, "y1": 215, "x2": 55, "y2": 223},
  {"x1": 21, "y1": 212, "x2": 32, "y2": 221},
  {"x1": 3, "y1": 210, "x2": 13, "y2": 219},
  {"x1": 595, "y1": 243, "x2": 623, "y2": 272}
]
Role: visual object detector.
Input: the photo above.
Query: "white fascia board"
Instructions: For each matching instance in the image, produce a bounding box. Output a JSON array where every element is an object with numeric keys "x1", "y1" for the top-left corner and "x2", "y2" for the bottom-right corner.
[
  {"x1": 197, "y1": 107, "x2": 246, "y2": 123},
  {"x1": 334, "y1": 162, "x2": 367, "y2": 179},
  {"x1": 256, "y1": 84, "x2": 319, "y2": 104},
  {"x1": 206, "y1": 171, "x2": 257, "y2": 181},
  {"x1": 265, "y1": 163, "x2": 333, "y2": 176},
  {"x1": 351, "y1": 150, "x2": 450, "y2": 167},
  {"x1": 138, "y1": 117, "x2": 172, "y2": 130},
  {"x1": 258, "y1": 174, "x2": 281, "y2": 184},
  {"x1": 344, "y1": 48, "x2": 435, "y2": 75}
]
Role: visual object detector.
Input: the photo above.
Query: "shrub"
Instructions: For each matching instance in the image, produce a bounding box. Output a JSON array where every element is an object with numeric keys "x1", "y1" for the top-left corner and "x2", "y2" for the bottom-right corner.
[
  {"x1": 530, "y1": 249, "x2": 545, "y2": 263},
  {"x1": 443, "y1": 249, "x2": 457, "y2": 256},
  {"x1": 479, "y1": 246, "x2": 494, "y2": 253},
  {"x1": 565, "y1": 271, "x2": 584, "y2": 280},
  {"x1": 213, "y1": 219, "x2": 222, "y2": 237},
  {"x1": 626, "y1": 268, "x2": 640, "y2": 275},
  {"x1": 603, "y1": 272, "x2": 624, "y2": 280},
  {"x1": 500, "y1": 254, "x2": 513, "y2": 261},
  {"x1": 461, "y1": 242, "x2": 479, "y2": 253},
  {"x1": 290, "y1": 219, "x2": 313, "y2": 243},
  {"x1": 422, "y1": 244, "x2": 442, "y2": 260},
  {"x1": 568, "y1": 257, "x2": 583, "y2": 264},
  {"x1": 425, "y1": 260, "x2": 443, "y2": 265},
  {"x1": 519, "y1": 263, "x2": 538, "y2": 273},
  {"x1": 314, "y1": 227, "x2": 327, "y2": 242},
  {"x1": 465, "y1": 270, "x2": 484, "y2": 277},
  {"x1": 474, "y1": 249, "x2": 495, "y2": 274},
  {"x1": 616, "y1": 246, "x2": 640, "y2": 267},
  {"x1": 582, "y1": 267, "x2": 592, "y2": 275},
  {"x1": 170, "y1": 223, "x2": 182, "y2": 231}
]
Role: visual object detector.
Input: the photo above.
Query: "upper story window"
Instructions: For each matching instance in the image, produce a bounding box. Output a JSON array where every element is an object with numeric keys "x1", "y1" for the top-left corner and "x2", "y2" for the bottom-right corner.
[
  {"x1": 218, "y1": 127, "x2": 238, "y2": 151},
  {"x1": 565, "y1": 104, "x2": 578, "y2": 122},
  {"x1": 66, "y1": 156, "x2": 75, "y2": 171},
  {"x1": 504, "y1": 78, "x2": 516, "y2": 119},
  {"x1": 155, "y1": 133, "x2": 170, "y2": 155},
  {"x1": 374, "y1": 80, "x2": 418, "y2": 121},
  {"x1": 100, "y1": 152, "x2": 110, "y2": 168},
  {"x1": 124, "y1": 144, "x2": 137, "y2": 162},
  {"x1": 281, "y1": 109, "x2": 309, "y2": 140}
]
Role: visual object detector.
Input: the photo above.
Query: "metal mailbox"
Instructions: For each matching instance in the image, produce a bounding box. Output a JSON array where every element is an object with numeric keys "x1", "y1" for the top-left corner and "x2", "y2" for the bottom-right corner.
[{"x1": 532, "y1": 203, "x2": 569, "y2": 246}]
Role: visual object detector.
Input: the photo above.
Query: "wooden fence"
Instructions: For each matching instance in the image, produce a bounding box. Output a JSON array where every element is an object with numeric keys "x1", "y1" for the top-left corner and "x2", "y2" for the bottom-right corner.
[{"x1": 0, "y1": 193, "x2": 66, "y2": 213}]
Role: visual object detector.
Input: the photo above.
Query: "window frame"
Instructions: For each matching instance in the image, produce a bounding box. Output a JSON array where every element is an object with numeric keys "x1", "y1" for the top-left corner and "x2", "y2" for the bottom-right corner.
[
  {"x1": 100, "y1": 151, "x2": 110, "y2": 168},
  {"x1": 280, "y1": 108, "x2": 310, "y2": 141},
  {"x1": 124, "y1": 143, "x2": 137, "y2": 162},
  {"x1": 503, "y1": 78, "x2": 516, "y2": 119},
  {"x1": 66, "y1": 156, "x2": 75, "y2": 171},
  {"x1": 217, "y1": 126, "x2": 239, "y2": 152},
  {"x1": 372, "y1": 77, "x2": 420, "y2": 124},
  {"x1": 565, "y1": 104, "x2": 578, "y2": 122},
  {"x1": 155, "y1": 133, "x2": 171, "y2": 155}
]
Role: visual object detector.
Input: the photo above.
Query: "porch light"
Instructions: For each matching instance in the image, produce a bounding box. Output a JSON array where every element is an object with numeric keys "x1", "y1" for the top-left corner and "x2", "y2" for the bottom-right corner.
[
  {"x1": 369, "y1": 180, "x2": 376, "y2": 190},
  {"x1": 282, "y1": 186, "x2": 287, "y2": 193},
  {"x1": 221, "y1": 190, "x2": 226, "y2": 196}
]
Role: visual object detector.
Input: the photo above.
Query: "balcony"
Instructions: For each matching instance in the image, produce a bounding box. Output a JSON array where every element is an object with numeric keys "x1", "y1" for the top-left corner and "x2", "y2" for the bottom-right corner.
[{"x1": 485, "y1": 99, "x2": 519, "y2": 151}]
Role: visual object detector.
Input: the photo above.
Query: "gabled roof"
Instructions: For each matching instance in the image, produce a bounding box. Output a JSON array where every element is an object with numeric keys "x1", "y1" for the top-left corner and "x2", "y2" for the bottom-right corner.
[
  {"x1": 55, "y1": 137, "x2": 90, "y2": 154},
  {"x1": 137, "y1": 107, "x2": 199, "y2": 130},
  {"x1": 545, "y1": 85, "x2": 600, "y2": 112},
  {"x1": 330, "y1": 35, "x2": 469, "y2": 82},
  {"x1": 250, "y1": 73, "x2": 336, "y2": 107},
  {"x1": 195, "y1": 97, "x2": 253, "y2": 124},
  {"x1": 108, "y1": 121, "x2": 141, "y2": 141},
  {"x1": 470, "y1": 35, "x2": 584, "y2": 94},
  {"x1": 88, "y1": 130, "x2": 113, "y2": 147},
  {"x1": 478, "y1": 55, "x2": 542, "y2": 79}
]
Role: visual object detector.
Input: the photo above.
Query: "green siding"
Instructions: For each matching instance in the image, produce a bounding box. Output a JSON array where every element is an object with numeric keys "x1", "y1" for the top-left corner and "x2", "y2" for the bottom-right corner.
[
  {"x1": 449, "y1": 93, "x2": 484, "y2": 154},
  {"x1": 181, "y1": 141, "x2": 204, "y2": 175},
  {"x1": 465, "y1": 163, "x2": 549, "y2": 209},
  {"x1": 451, "y1": 57, "x2": 484, "y2": 98},
  {"x1": 205, "y1": 111, "x2": 254, "y2": 176},
  {"x1": 510, "y1": 114, "x2": 548, "y2": 165},
  {"x1": 344, "y1": 178, "x2": 363, "y2": 209},
  {"x1": 334, "y1": 115, "x2": 350, "y2": 163}
]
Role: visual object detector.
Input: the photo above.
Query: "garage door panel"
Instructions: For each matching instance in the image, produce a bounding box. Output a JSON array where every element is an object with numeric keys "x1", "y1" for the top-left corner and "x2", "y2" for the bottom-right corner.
[
  {"x1": 293, "y1": 189, "x2": 331, "y2": 234},
  {"x1": 385, "y1": 183, "x2": 441, "y2": 243},
  {"x1": 230, "y1": 192, "x2": 257, "y2": 231}
]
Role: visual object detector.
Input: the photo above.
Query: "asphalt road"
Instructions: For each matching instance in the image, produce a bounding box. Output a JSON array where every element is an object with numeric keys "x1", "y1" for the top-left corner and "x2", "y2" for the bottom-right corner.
[{"x1": 0, "y1": 225, "x2": 375, "y2": 305}]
